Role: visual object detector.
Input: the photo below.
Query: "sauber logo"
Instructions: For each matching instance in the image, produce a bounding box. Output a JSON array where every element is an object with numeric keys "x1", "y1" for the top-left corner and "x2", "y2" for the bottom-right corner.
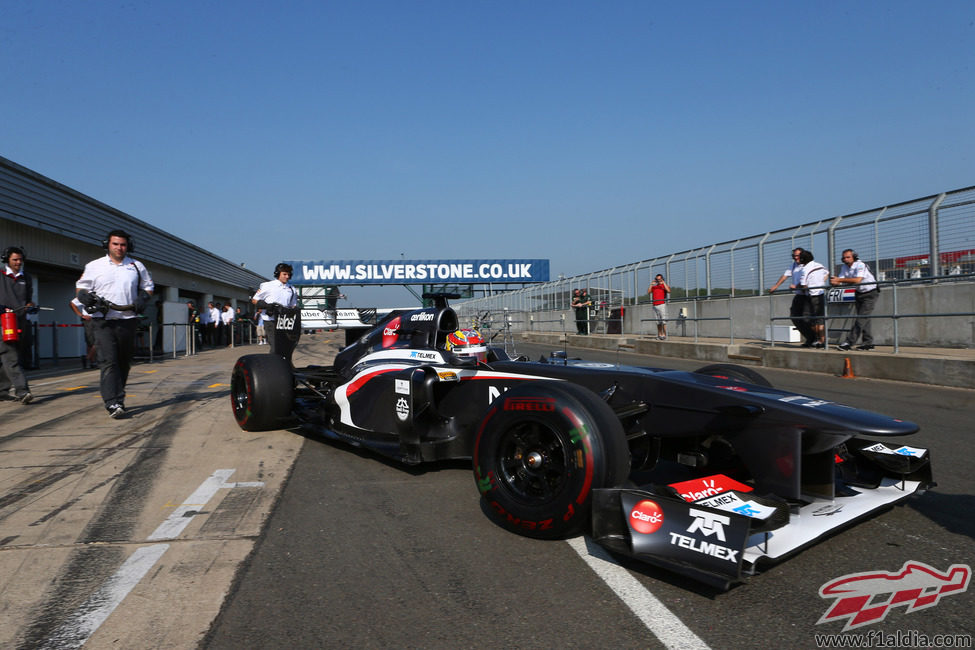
[
  {"x1": 503, "y1": 397, "x2": 556, "y2": 412},
  {"x1": 817, "y1": 561, "x2": 971, "y2": 631},
  {"x1": 628, "y1": 500, "x2": 664, "y2": 535}
]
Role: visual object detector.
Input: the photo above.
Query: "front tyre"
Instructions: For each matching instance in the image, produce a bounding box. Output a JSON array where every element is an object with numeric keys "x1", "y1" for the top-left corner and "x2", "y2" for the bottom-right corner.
[
  {"x1": 473, "y1": 382, "x2": 629, "y2": 540},
  {"x1": 231, "y1": 354, "x2": 294, "y2": 431}
]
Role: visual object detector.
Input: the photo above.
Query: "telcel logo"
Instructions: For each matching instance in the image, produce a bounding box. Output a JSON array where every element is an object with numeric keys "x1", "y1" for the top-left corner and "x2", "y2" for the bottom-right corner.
[{"x1": 629, "y1": 499, "x2": 664, "y2": 534}]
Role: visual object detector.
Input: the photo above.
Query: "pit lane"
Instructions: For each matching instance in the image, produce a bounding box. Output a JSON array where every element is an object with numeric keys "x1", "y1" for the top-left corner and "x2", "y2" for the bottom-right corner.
[{"x1": 1, "y1": 336, "x2": 971, "y2": 648}]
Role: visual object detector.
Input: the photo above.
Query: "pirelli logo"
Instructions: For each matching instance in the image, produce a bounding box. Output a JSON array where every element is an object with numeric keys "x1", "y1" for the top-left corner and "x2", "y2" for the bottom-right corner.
[{"x1": 503, "y1": 397, "x2": 556, "y2": 412}]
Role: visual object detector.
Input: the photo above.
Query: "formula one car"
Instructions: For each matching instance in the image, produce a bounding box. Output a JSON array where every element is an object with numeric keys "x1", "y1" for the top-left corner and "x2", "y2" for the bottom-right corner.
[{"x1": 231, "y1": 295, "x2": 933, "y2": 589}]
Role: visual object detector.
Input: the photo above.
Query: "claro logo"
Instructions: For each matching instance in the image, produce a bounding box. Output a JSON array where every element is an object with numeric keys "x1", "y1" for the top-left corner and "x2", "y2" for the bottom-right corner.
[
  {"x1": 503, "y1": 397, "x2": 556, "y2": 412},
  {"x1": 629, "y1": 499, "x2": 664, "y2": 535}
]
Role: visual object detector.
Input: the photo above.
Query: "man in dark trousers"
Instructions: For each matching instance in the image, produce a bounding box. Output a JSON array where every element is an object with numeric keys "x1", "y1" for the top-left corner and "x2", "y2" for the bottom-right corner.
[
  {"x1": 76, "y1": 230, "x2": 154, "y2": 418},
  {"x1": 252, "y1": 262, "x2": 301, "y2": 363},
  {"x1": 0, "y1": 246, "x2": 34, "y2": 403}
]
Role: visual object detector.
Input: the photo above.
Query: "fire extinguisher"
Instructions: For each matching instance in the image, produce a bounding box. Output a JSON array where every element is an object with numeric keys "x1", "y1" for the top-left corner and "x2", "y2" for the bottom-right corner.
[{"x1": 1, "y1": 311, "x2": 18, "y2": 342}]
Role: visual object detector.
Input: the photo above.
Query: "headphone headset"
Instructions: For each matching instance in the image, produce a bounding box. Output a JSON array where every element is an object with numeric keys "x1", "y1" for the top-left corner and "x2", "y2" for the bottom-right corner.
[
  {"x1": 1, "y1": 246, "x2": 25, "y2": 265},
  {"x1": 102, "y1": 230, "x2": 134, "y2": 253},
  {"x1": 274, "y1": 262, "x2": 293, "y2": 279},
  {"x1": 844, "y1": 249, "x2": 859, "y2": 262}
]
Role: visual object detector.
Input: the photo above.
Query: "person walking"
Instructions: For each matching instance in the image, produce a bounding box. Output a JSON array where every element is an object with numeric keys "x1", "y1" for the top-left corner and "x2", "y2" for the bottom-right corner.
[
  {"x1": 76, "y1": 230, "x2": 153, "y2": 418},
  {"x1": 252, "y1": 263, "x2": 300, "y2": 362}
]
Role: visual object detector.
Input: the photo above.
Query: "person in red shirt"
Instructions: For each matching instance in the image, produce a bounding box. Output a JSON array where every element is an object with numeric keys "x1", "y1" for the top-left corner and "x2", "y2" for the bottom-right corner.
[{"x1": 647, "y1": 274, "x2": 671, "y2": 340}]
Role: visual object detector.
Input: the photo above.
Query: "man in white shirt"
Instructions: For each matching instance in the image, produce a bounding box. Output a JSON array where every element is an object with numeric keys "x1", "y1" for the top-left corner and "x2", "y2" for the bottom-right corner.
[
  {"x1": 252, "y1": 262, "x2": 300, "y2": 362},
  {"x1": 76, "y1": 230, "x2": 153, "y2": 418},
  {"x1": 831, "y1": 249, "x2": 879, "y2": 351},
  {"x1": 768, "y1": 248, "x2": 815, "y2": 346},
  {"x1": 798, "y1": 249, "x2": 829, "y2": 349},
  {"x1": 220, "y1": 303, "x2": 235, "y2": 346}
]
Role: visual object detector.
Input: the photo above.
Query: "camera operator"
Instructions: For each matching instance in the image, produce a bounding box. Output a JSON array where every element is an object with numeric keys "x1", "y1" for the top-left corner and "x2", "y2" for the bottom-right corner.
[
  {"x1": 76, "y1": 230, "x2": 154, "y2": 418},
  {"x1": 0, "y1": 246, "x2": 34, "y2": 403},
  {"x1": 252, "y1": 262, "x2": 300, "y2": 363}
]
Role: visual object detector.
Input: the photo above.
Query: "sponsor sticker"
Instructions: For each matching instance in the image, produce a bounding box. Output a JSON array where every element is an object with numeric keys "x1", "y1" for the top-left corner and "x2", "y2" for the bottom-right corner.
[
  {"x1": 628, "y1": 499, "x2": 664, "y2": 535},
  {"x1": 395, "y1": 379, "x2": 410, "y2": 395},
  {"x1": 893, "y1": 445, "x2": 927, "y2": 458},
  {"x1": 694, "y1": 491, "x2": 776, "y2": 520},
  {"x1": 382, "y1": 316, "x2": 402, "y2": 348},
  {"x1": 667, "y1": 508, "x2": 740, "y2": 563},
  {"x1": 669, "y1": 474, "x2": 753, "y2": 503},
  {"x1": 395, "y1": 397, "x2": 409, "y2": 421}
]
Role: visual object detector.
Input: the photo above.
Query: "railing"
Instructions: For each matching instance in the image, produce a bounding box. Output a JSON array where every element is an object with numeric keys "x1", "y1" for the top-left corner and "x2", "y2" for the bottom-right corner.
[{"x1": 768, "y1": 272, "x2": 975, "y2": 353}]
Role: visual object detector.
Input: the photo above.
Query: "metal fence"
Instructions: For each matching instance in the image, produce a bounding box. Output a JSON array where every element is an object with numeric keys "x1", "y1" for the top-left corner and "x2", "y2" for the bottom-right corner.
[{"x1": 454, "y1": 185, "x2": 975, "y2": 317}]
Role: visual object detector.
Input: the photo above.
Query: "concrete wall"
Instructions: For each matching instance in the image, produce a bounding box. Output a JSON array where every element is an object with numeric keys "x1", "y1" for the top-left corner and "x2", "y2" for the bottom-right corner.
[{"x1": 527, "y1": 280, "x2": 975, "y2": 348}]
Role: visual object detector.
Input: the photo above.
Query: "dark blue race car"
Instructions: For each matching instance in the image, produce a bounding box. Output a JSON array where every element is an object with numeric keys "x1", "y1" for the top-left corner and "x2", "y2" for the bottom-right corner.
[{"x1": 231, "y1": 294, "x2": 932, "y2": 589}]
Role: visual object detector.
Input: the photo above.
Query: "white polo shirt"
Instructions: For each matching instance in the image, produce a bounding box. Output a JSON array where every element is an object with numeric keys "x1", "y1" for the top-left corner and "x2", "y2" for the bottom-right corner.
[
  {"x1": 76, "y1": 255, "x2": 153, "y2": 319},
  {"x1": 252, "y1": 279, "x2": 297, "y2": 321},
  {"x1": 838, "y1": 260, "x2": 878, "y2": 293}
]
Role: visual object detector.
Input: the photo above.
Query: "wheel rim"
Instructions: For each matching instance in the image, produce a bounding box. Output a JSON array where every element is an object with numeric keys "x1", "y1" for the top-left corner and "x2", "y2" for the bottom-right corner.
[
  {"x1": 495, "y1": 419, "x2": 569, "y2": 505},
  {"x1": 231, "y1": 369, "x2": 249, "y2": 420}
]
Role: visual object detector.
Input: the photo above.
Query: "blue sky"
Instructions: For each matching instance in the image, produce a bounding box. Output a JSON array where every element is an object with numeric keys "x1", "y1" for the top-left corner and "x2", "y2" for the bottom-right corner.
[{"x1": 3, "y1": 1, "x2": 973, "y2": 305}]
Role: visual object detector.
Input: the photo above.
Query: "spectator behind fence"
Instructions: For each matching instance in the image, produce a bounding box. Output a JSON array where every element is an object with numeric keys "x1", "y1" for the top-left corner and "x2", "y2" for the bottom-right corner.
[
  {"x1": 768, "y1": 248, "x2": 816, "y2": 347},
  {"x1": 570, "y1": 289, "x2": 586, "y2": 334},
  {"x1": 798, "y1": 249, "x2": 829, "y2": 349},
  {"x1": 832, "y1": 249, "x2": 879, "y2": 351},
  {"x1": 647, "y1": 274, "x2": 671, "y2": 340}
]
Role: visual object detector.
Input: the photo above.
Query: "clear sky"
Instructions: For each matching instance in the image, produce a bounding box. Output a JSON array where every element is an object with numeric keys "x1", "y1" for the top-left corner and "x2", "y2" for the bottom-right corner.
[{"x1": 3, "y1": 1, "x2": 973, "y2": 306}]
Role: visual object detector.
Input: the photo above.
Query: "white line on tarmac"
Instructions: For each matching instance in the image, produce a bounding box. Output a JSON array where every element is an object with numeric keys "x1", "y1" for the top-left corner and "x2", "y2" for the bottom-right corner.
[
  {"x1": 39, "y1": 469, "x2": 264, "y2": 648},
  {"x1": 148, "y1": 468, "x2": 264, "y2": 541},
  {"x1": 566, "y1": 536, "x2": 711, "y2": 650},
  {"x1": 40, "y1": 543, "x2": 170, "y2": 650}
]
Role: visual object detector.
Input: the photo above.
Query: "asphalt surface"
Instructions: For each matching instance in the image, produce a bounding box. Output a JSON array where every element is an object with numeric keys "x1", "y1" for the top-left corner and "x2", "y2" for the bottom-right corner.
[
  {"x1": 204, "y1": 341, "x2": 975, "y2": 649},
  {"x1": 1, "y1": 336, "x2": 972, "y2": 649}
]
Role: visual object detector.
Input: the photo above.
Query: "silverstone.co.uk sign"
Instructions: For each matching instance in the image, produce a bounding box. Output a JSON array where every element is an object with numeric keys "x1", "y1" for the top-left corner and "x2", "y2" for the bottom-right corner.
[{"x1": 286, "y1": 259, "x2": 550, "y2": 285}]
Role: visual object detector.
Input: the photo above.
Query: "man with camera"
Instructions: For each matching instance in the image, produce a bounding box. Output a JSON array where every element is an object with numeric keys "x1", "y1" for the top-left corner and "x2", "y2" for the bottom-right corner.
[{"x1": 76, "y1": 230, "x2": 154, "y2": 418}]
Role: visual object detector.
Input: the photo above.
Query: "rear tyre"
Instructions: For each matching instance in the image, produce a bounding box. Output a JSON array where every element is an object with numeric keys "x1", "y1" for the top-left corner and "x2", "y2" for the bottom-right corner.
[
  {"x1": 695, "y1": 363, "x2": 772, "y2": 388},
  {"x1": 231, "y1": 354, "x2": 294, "y2": 431},
  {"x1": 473, "y1": 382, "x2": 630, "y2": 540}
]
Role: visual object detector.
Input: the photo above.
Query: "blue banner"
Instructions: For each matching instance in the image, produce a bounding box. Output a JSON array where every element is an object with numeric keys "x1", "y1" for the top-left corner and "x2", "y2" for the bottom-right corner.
[{"x1": 286, "y1": 259, "x2": 550, "y2": 285}]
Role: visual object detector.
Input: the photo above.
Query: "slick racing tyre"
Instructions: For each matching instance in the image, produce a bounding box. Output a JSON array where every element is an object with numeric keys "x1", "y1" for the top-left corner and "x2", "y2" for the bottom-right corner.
[
  {"x1": 694, "y1": 363, "x2": 772, "y2": 388},
  {"x1": 231, "y1": 354, "x2": 294, "y2": 431},
  {"x1": 473, "y1": 382, "x2": 630, "y2": 540}
]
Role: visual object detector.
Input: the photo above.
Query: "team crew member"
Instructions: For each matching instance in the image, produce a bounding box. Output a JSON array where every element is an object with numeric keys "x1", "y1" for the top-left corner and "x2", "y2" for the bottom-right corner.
[
  {"x1": 76, "y1": 230, "x2": 153, "y2": 418},
  {"x1": 831, "y1": 249, "x2": 879, "y2": 351},
  {"x1": 252, "y1": 262, "x2": 300, "y2": 362},
  {"x1": 798, "y1": 249, "x2": 829, "y2": 349},
  {"x1": 769, "y1": 248, "x2": 815, "y2": 347},
  {"x1": 0, "y1": 246, "x2": 34, "y2": 403}
]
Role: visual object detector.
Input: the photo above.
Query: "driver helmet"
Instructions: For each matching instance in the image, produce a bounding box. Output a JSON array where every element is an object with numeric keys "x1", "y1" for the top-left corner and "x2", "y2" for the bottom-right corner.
[{"x1": 446, "y1": 328, "x2": 487, "y2": 362}]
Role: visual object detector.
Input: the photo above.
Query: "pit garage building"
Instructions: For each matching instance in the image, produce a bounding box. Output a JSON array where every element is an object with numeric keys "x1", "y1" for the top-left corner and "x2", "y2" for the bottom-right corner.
[{"x1": 1, "y1": 155, "x2": 267, "y2": 359}]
